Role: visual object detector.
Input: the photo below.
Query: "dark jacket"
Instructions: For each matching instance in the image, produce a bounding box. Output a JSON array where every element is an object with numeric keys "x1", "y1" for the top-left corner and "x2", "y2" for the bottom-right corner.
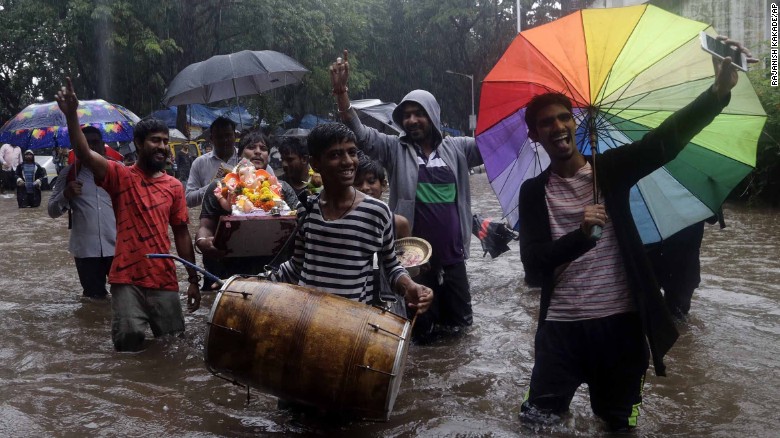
[
  {"x1": 15, "y1": 161, "x2": 46, "y2": 182},
  {"x1": 519, "y1": 89, "x2": 729, "y2": 376},
  {"x1": 175, "y1": 152, "x2": 194, "y2": 180}
]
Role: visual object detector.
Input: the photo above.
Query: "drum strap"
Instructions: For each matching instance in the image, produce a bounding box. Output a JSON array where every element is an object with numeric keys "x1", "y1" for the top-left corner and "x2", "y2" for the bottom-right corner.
[{"x1": 263, "y1": 193, "x2": 320, "y2": 274}]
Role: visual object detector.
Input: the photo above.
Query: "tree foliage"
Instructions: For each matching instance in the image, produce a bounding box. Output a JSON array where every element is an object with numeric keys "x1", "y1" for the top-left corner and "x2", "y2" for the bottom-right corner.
[
  {"x1": 0, "y1": 0, "x2": 569, "y2": 129},
  {"x1": 0, "y1": 0, "x2": 72, "y2": 116}
]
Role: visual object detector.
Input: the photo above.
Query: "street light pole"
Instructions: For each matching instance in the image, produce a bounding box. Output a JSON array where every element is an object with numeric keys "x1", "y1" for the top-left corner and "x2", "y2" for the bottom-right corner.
[
  {"x1": 517, "y1": 0, "x2": 522, "y2": 33},
  {"x1": 446, "y1": 69, "x2": 475, "y2": 137}
]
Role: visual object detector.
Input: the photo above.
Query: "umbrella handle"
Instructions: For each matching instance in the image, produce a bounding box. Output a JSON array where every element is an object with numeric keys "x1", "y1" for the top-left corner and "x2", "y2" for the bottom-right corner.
[
  {"x1": 590, "y1": 225, "x2": 603, "y2": 241},
  {"x1": 145, "y1": 254, "x2": 223, "y2": 287},
  {"x1": 587, "y1": 109, "x2": 602, "y2": 242}
]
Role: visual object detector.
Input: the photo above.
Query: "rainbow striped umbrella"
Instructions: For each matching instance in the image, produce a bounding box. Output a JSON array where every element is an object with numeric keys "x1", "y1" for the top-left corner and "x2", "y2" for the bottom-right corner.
[
  {"x1": 476, "y1": 4, "x2": 765, "y2": 243},
  {"x1": 0, "y1": 99, "x2": 139, "y2": 150}
]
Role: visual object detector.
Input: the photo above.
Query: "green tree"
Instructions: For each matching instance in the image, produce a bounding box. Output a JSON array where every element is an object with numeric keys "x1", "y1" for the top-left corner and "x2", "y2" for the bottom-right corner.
[
  {"x1": 0, "y1": 0, "x2": 74, "y2": 121},
  {"x1": 343, "y1": 0, "x2": 519, "y2": 133}
]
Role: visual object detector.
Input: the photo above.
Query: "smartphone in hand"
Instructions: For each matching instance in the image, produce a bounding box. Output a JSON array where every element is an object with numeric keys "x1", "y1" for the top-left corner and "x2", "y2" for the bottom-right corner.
[{"x1": 700, "y1": 32, "x2": 748, "y2": 72}]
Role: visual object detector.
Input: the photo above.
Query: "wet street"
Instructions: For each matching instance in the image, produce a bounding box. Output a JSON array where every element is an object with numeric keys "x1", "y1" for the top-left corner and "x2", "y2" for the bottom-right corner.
[{"x1": 0, "y1": 173, "x2": 778, "y2": 437}]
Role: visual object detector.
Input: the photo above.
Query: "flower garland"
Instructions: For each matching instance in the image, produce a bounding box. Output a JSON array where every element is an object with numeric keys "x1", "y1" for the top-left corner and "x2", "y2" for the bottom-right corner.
[{"x1": 214, "y1": 159, "x2": 293, "y2": 216}]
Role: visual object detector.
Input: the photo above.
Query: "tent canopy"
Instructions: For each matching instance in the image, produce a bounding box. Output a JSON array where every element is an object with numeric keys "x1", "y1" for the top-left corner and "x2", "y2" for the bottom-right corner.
[
  {"x1": 298, "y1": 114, "x2": 334, "y2": 130},
  {"x1": 149, "y1": 104, "x2": 256, "y2": 129}
]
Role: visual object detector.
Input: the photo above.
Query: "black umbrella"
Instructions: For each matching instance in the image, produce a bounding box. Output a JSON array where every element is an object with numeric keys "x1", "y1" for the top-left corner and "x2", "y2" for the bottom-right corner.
[
  {"x1": 279, "y1": 128, "x2": 310, "y2": 138},
  {"x1": 351, "y1": 99, "x2": 402, "y2": 136},
  {"x1": 162, "y1": 50, "x2": 309, "y2": 107},
  {"x1": 472, "y1": 214, "x2": 518, "y2": 259}
]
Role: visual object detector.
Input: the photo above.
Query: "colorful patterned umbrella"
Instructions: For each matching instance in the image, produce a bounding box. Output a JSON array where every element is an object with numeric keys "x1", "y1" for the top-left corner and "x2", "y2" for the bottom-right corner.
[
  {"x1": 0, "y1": 99, "x2": 139, "y2": 150},
  {"x1": 476, "y1": 5, "x2": 766, "y2": 244}
]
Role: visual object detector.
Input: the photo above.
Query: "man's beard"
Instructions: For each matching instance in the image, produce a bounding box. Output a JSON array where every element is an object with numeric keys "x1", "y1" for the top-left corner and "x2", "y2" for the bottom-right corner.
[
  {"x1": 409, "y1": 131, "x2": 425, "y2": 141},
  {"x1": 138, "y1": 151, "x2": 168, "y2": 172},
  {"x1": 406, "y1": 125, "x2": 431, "y2": 143}
]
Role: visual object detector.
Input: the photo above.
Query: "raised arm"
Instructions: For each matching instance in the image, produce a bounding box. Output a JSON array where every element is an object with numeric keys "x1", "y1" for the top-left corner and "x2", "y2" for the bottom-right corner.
[
  {"x1": 279, "y1": 180, "x2": 302, "y2": 211},
  {"x1": 329, "y1": 50, "x2": 398, "y2": 166},
  {"x1": 597, "y1": 37, "x2": 757, "y2": 187},
  {"x1": 711, "y1": 36, "x2": 757, "y2": 100},
  {"x1": 330, "y1": 49, "x2": 353, "y2": 123},
  {"x1": 55, "y1": 78, "x2": 108, "y2": 181}
]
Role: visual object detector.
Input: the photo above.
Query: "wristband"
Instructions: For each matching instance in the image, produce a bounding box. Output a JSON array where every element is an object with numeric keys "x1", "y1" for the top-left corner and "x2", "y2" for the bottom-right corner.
[
  {"x1": 188, "y1": 274, "x2": 202, "y2": 285},
  {"x1": 337, "y1": 104, "x2": 352, "y2": 114},
  {"x1": 194, "y1": 237, "x2": 207, "y2": 254}
]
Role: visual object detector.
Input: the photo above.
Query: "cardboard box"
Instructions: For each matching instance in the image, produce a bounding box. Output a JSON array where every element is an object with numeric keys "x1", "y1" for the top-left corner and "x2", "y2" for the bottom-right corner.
[{"x1": 214, "y1": 215, "x2": 297, "y2": 257}]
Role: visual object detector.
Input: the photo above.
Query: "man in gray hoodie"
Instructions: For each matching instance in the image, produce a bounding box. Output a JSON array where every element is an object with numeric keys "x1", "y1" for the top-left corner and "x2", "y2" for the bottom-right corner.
[{"x1": 330, "y1": 51, "x2": 483, "y2": 340}]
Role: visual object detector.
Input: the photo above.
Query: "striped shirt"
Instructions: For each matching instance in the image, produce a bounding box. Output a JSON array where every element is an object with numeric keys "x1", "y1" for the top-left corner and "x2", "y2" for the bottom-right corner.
[
  {"x1": 545, "y1": 162, "x2": 635, "y2": 321},
  {"x1": 273, "y1": 195, "x2": 408, "y2": 303}
]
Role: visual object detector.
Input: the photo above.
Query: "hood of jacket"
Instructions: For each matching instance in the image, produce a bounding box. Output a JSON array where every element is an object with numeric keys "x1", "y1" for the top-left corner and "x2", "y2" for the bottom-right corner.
[{"x1": 392, "y1": 89, "x2": 443, "y2": 147}]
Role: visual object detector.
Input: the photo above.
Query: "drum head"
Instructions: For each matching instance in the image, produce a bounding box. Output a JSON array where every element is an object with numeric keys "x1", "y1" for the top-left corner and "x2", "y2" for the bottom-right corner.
[
  {"x1": 204, "y1": 275, "x2": 241, "y2": 366},
  {"x1": 384, "y1": 318, "x2": 412, "y2": 417}
]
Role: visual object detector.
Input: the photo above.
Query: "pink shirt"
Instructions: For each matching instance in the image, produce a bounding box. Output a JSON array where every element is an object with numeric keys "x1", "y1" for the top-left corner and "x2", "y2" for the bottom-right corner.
[
  {"x1": 0, "y1": 144, "x2": 23, "y2": 171},
  {"x1": 544, "y1": 162, "x2": 635, "y2": 321}
]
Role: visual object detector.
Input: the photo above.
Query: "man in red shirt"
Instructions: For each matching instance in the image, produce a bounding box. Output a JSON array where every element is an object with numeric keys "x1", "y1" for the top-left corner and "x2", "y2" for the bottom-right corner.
[{"x1": 56, "y1": 77, "x2": 201, "y2": 352}]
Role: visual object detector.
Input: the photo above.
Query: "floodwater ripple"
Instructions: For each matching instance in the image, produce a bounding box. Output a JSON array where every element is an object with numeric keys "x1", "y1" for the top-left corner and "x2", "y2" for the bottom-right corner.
[{"x1": 0, "y1": 175, "x2": 777, "y2": 437}]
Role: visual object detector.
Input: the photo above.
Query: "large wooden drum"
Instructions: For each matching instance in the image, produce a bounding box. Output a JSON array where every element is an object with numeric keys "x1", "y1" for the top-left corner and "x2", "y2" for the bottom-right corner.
[{"x1": 204, "y1": 276, "x2": 412, "y2": 421}]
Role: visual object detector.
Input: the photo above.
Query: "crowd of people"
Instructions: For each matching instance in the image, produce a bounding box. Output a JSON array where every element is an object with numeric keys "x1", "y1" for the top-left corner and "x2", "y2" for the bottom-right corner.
[{"x1": 0, "y1": 34, "x2": 750, "y2": 431}]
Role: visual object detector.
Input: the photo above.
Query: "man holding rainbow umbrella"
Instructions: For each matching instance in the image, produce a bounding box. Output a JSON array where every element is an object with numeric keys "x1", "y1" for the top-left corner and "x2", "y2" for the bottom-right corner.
[{"x1": 475, "y1": 5, "x2": 762, "y2": 432}]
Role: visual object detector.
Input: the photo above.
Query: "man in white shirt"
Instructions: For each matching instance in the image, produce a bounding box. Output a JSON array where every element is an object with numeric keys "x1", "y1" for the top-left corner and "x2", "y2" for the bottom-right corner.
[
  {"x1": 0, "y1": 143, "x2": 23, "y2": 196},
  {"x1": 185, "y1": 117, "x2": 241, "y2": 207},
  {"x1": 185, "y1": 117, "x2": 275, "y2": 207}
]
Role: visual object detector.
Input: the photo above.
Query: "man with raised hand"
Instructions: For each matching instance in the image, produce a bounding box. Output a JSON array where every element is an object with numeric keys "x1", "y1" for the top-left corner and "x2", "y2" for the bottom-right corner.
[
  {"x1": 517, "y1": 38, "x2": 755, "y2": 431},
  {"x1": 56, "y1": 77, "x2": 201, "y2": 352},
  {"x1": 330, "y1": 50, "x2": 483, "y2": 342}
]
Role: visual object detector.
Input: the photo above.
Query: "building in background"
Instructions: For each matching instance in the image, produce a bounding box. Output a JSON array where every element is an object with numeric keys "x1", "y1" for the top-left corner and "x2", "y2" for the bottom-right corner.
[{"x1": 587, "y1": 0, "x2": 770, "y2": 57}]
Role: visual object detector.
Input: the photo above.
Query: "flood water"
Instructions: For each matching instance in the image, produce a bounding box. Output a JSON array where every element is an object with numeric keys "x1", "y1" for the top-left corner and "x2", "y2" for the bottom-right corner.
[{"x1": 0, "y1": 173, "x2": 777, "y2": 437}]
